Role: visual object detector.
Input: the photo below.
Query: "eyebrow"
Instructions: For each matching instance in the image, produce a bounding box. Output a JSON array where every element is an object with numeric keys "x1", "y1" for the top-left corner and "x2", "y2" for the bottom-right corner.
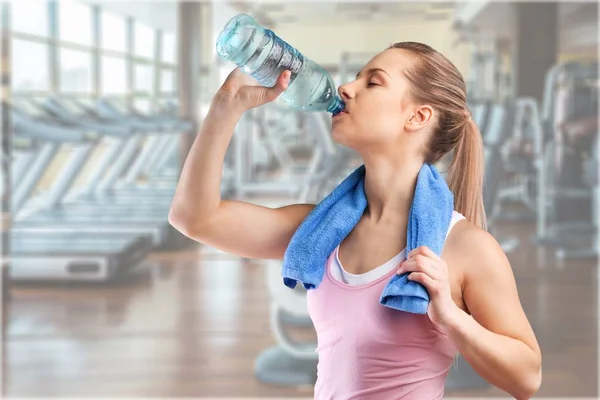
[{"x1": 356, "y1": 68, "x2": 391, "y2": 80}]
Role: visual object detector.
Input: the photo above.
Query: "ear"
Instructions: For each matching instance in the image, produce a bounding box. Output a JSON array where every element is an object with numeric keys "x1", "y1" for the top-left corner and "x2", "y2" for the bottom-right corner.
[{"x1": 405, "y1": 105, "x2": 434, "y2": 132}]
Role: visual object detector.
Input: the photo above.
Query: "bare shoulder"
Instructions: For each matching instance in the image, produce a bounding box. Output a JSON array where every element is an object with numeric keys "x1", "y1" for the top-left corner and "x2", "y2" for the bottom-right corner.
[
  {"x1": 444, "y1": 219, "x2": 539, "y2": 360},
  {"x1": 444, "y1": 219, "x2": 511, "y2": 286}
]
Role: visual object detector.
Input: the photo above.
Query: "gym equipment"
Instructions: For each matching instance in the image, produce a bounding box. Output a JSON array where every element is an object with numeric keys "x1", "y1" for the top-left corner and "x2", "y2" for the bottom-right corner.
[
  {"x1": 10, "y1": 98, "x2": 175, "y2": 249},
  {"x1": 91, "y1": 99, "x2": 196, "y2": 195},
  {"x1": 470, "y1": 100, "x2": 494, "y2": 138},
  {"x1": 9, "y1": 102, "x2": 153, "y2": 281},
  {"x1": 257, "y1": 104, "x2": 316, "y2": 174},
  {"x1": 453, "y1": 24, "x2": 510, "y2": 104},
  {"x1": 492, "y1": 98, "x2": 544, "y2": 222},
  {"x1": 534, "y1": 61, "x2": 598, "y2": 260},
  {"x1": 468, "y1": 41, "x2": 500, "y2": 103},
  {"x1": 232, "y1": 107, "x2": 339, "y2": 198},
  {"x1": 482, "y1": 101, "x2": 520, "y2": 251}
]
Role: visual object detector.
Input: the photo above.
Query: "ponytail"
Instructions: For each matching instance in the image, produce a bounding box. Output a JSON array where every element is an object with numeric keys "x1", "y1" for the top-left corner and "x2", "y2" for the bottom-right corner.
[
  {"x1": 386, "y1": 41, "x2": 487, "y2": 230},
  {"x1": 445, "y1": 118, "x2": 488, "y2": 231}
]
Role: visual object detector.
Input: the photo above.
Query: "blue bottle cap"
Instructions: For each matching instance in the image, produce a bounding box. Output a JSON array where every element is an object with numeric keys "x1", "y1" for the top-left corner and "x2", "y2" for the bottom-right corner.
[{"x1": 328, "y1": 96, "x2": 345, "y2": 115}]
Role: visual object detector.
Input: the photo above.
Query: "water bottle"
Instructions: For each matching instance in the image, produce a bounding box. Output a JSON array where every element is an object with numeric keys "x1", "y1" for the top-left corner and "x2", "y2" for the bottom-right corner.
[{"x1": 216, "y1": 13, "x2": 345, "y2": 115}]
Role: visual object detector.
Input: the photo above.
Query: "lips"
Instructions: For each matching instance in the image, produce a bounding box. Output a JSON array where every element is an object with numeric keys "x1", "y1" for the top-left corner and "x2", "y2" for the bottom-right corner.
[{"x1": 332, "y1": 106, "x2": 349, "y2": 119}]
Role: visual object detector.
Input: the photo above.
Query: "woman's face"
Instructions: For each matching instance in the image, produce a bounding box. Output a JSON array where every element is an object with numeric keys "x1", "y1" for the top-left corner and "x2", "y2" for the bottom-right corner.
[{"x1": 331, "y1": 49, "x2": 433, "y2": 154}]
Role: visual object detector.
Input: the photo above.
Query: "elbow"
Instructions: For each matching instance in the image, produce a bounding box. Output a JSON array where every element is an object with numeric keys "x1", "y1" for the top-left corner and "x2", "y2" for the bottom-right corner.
[
  {"x1": 514, "y1": 363, "x2": 542, "y2": 400},
  {"x1": 168, "y1": 198, "x2": 220, "y2": 241},
  {"x1": 526, "y1": 366, "x2": 542, "y2": 399},
  {"x1": 167, "y1": 208, "x2": 189, "y2": 235},
  {"x1": 168, "y1": 206, "x2": 203, "y2": 239}
]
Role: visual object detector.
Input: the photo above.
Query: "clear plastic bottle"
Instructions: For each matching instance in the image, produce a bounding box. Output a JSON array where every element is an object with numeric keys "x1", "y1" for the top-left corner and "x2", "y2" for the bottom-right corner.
[{"x1": 216, "y1": 13, "x2": 345, "y2": 115}]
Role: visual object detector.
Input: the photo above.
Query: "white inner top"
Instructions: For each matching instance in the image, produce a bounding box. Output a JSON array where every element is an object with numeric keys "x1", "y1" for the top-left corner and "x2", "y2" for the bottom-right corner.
[{"x1": 331, "y1": 211, "x2": 466, "y2": 285}]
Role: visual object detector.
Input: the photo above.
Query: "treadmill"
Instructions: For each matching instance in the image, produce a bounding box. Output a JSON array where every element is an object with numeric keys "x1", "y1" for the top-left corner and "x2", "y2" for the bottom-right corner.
[
  {"x1": 56, "y1": 98, "x2": 198, "y2": 213},
  {"x1": 92, "y1": 98, "x2": 236, "y2": 200},
  {"x1": 42, "y1": 97, "x2": 182, "y2": 208},
  {"x1": 94, "y1": 98, "x2": 191, "y2": 194},
  {"x1": 10, "y1": 98, "x2": 175, "y2": 248},
  {"x1": 37, "y1": 97, "x2": 177, "y2": 205},
  {"x1": 9, "y1": 101, "x2": 153, "y2": 282},
  {"x1": 65, "y1": 98, "x2": 185, "y2": 198}
]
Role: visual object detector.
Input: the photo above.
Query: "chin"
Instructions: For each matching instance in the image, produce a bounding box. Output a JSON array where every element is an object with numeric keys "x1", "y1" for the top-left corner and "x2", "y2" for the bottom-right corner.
[
  {"x1": 331, "y1": 126, "x2": 348, "y2": 145},
  {"x1": 331, "y1": 130, "x2": 361, "y2": 151}
]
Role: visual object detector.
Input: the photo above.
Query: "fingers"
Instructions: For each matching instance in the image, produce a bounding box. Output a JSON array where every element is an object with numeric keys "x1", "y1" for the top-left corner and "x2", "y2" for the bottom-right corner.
[
  {"x1": 398, "y1": 256, "x2": 444, "y2": 296},
  {"x1": 407, "y1": 245, "x2": 441, "y2": 261},
  {"x1": 407, "y1": 272, "x2": 443, "y2": 296},
  {"x1": 406, "y1": 271, "x2": 435, "y2": 287},
  {"x1": 397, "y1": 254, "x2": 436, "y2": 276},
  {"x1": 397, "y1": 246, "x2": 442, "y2": 274},
  {"x1": 220, "y1": 67, "x2": 245, "y2": 96},
  {"x1": 278, "y1": 70, "x2": 292, "y2": 88},
  {"x1": 221, "y1": 68, "x2": 291, "y2": 109},
  {"x1": 264, "y1": 70, "x2": 291, "y2": 101},
  {"x1": 223, "y1": 67, "x2": 245, "y2": 86},
  {"x1": 397, "y1": 247, "x2": 449, "y2": 299}
]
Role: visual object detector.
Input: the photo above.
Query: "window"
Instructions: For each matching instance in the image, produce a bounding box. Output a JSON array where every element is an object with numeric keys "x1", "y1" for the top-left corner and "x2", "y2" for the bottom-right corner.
[
  {"x1": 11, "y1": 39, "x2": 49, "y2": 91},
  {"x1": 134, "y1": 99, "x2": 151, "y2": 114},
  {"x1": 134, "y1": 64, "x2": 154, "y2": 94},
  {"x1": 59, "y1": 2, "x2": 93, "y2": 46},
  {"x1": 134, "y1": 22, "x2": 155, "y2": 59},
  {"x1": 162, "y1": 32, "x2": 176, "y2": 64},
  {"x1": 101, "y1": 56, "x2": 127, "y2": 94},
  {"x1": 160, "y1": 69, "x2": 175, "y2": 93},
  {"x1": 12, "y1": 1, "x2": 48, "y2": 37},
  {"x1": 59, "y1": 48, "x2": 92, "y2": 93},
  {"x1": 101, "y1": 11, "x2": 127, "y2": 53}
]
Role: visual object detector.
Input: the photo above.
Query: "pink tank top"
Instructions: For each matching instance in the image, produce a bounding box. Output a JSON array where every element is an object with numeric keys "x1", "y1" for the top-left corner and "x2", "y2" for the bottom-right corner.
[{"x1": 306, "y1": 211, "x2": 465, "y2": 400}]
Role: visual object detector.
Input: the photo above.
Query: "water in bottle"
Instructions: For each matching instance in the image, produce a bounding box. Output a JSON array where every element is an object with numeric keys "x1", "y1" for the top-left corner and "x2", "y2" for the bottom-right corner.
[{"x1": 216, "y1": 13, "x2": 345, "y2": 115}]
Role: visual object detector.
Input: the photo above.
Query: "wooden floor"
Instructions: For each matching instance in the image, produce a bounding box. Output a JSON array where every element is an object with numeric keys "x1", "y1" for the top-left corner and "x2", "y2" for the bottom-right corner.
[{"x1": 3, "y1": 221, "x2": 598, "y2": 398}]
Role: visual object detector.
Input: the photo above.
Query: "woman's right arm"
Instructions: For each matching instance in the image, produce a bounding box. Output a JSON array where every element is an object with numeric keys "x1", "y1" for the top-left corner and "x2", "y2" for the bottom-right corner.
[{"x1": 168, "y1": 69, "x2": 315, "y2": 260}]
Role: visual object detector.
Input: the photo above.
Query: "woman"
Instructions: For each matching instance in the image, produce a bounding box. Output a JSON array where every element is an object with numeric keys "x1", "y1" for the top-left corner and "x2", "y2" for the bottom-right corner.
[{"x1": 169, "y1": 42, "x2": 542, "y2": 399}]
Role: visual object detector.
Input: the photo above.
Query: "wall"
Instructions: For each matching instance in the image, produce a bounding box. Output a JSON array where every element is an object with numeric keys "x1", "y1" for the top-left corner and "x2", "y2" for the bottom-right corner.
[
  {"x1": 558, "y1": 2, "x2": 598, "y2": 61},
  {"x1": 273, "y1": 20, "x2": 473, "y2": 78}
]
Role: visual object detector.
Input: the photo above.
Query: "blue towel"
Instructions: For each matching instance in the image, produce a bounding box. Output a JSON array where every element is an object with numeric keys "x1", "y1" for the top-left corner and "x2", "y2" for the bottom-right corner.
[{"x1": 281, "y1": 163, "x2": 454, "y2": 314}]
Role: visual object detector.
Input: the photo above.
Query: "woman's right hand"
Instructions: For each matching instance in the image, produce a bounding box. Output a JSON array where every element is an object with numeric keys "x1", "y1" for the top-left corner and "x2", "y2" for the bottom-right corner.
[{"x1": 214, "y1": 68, "x2": 291, "y2": 112}]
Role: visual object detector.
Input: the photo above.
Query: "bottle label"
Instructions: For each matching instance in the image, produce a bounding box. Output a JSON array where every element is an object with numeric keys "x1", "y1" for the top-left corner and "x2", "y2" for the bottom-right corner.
[{"x1": 251, "y1": 30, "x2": 304, "y2": 87}]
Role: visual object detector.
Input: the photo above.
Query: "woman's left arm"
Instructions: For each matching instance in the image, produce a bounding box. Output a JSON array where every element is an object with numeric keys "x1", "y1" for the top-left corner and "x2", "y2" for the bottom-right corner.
[
  {"x1": 398, "y1": 225, "x2": 542, "y2": 400},
  {"x1": 442, "y1": 226, "x2": 542, "y2": 399}
]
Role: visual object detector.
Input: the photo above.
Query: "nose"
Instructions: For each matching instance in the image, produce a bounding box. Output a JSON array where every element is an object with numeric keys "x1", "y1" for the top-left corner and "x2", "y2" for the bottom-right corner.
[{"x1": 338, "y1": 82, "x2": 353, "y2": 101}]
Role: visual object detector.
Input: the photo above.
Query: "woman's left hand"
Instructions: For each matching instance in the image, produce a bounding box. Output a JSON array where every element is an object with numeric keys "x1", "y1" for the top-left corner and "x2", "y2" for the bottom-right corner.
[{"x1": 397, "y1": 245, "x2": 460, "y2": 331}]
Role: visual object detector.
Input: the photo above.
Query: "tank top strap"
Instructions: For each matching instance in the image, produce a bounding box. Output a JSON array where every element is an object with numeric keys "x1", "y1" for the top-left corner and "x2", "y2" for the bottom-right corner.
[{"x1": 445, "y1": 210, "x2": 466, "y2": 240}]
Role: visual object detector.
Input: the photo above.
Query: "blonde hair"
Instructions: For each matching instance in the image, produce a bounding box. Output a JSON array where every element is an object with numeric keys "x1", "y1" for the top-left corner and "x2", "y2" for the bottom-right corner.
[{"x1": 388, "y1": 42, "x2": 487, "y2": 231}]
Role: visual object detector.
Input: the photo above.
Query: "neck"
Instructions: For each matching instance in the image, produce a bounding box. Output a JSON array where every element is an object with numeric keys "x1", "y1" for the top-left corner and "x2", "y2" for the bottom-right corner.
[{"x1": 362, "y1": 153, "x2": 424, "y2": 223}]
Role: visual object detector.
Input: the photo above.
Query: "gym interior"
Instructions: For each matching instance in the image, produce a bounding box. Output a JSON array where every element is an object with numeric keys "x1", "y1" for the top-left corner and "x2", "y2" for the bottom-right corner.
[{"x1": 1, "y1": 1, "x2": 598, "y2": 398}]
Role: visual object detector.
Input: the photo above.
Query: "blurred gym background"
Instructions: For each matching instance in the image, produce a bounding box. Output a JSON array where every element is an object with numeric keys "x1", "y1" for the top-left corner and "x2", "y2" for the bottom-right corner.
[{"x1": 0, "y1": 0, "x2": 598, "y2": 398}]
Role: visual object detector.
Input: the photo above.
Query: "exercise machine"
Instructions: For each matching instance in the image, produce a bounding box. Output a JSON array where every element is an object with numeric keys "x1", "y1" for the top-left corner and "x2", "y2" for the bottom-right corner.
[
  {"x1": 493, "y1": 97, "x2": 544, "y2": 222},
  {"x1": 10, "y1": 98, "x2": 174, "y2": 249},
  {"x1": 9, "y1": 101, "x2": 153, "y2": 281},
  {"x1": 232, "y1": 106, "x2": 340, "y2": 199},
  {"x1": 534, "y1": 61, "x2": 598, "y2": 260}
]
